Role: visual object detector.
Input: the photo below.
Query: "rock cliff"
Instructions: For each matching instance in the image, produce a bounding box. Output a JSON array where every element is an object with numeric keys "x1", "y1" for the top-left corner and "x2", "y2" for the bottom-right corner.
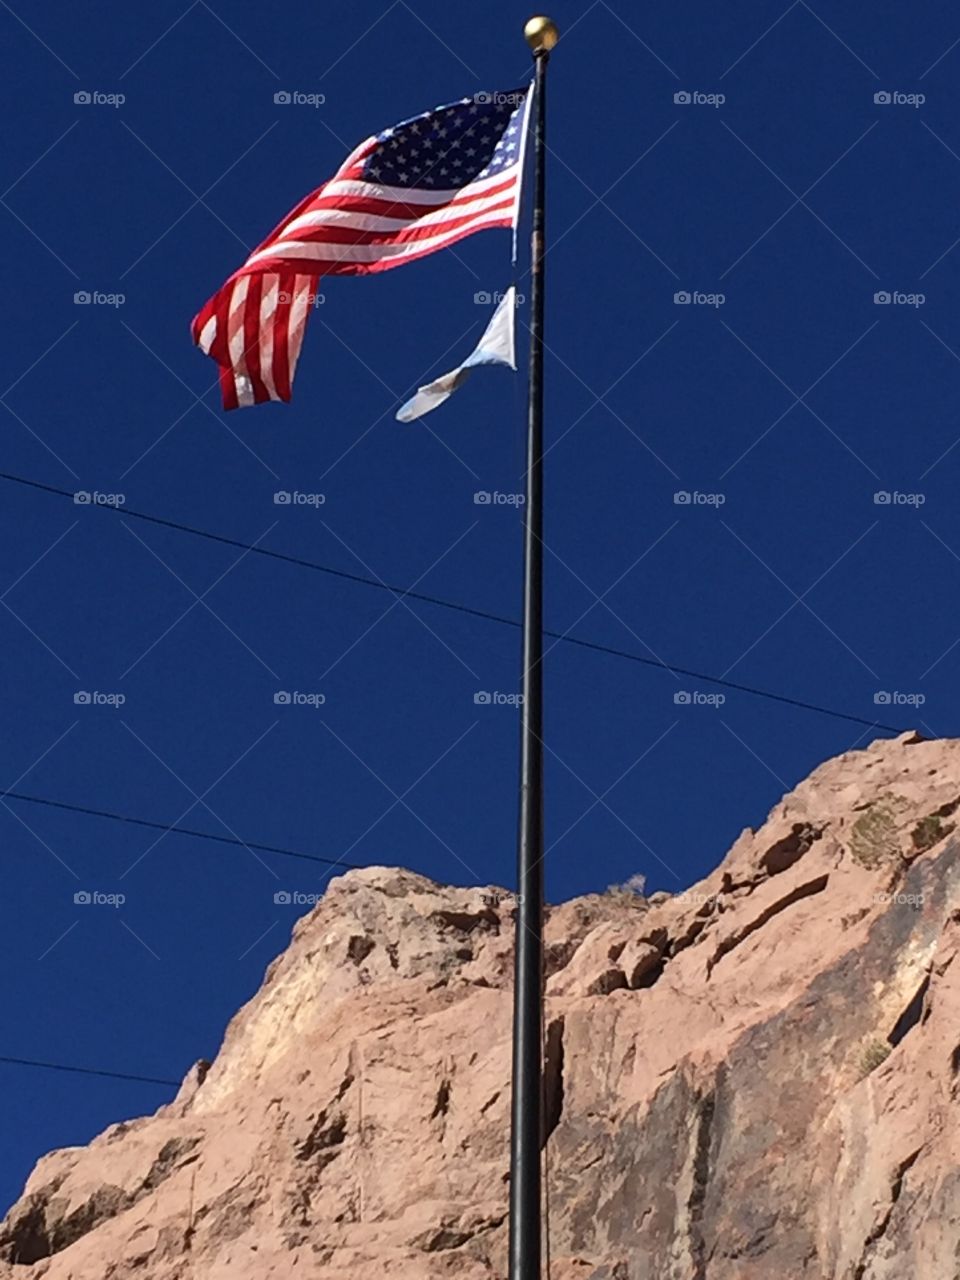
[{"x1": 2, "y1": 730, "x2": 959, "y2": 1278}]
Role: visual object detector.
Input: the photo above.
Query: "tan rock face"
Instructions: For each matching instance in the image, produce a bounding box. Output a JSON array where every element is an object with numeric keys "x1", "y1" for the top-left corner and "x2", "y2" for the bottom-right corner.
[{"x1": 2, "y1": 730, "x2": 960, "y2": 1278}]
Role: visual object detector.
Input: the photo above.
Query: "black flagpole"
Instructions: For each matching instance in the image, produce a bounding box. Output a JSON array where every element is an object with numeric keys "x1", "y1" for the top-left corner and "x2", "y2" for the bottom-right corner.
[{"x1": 509, "y1": 16, "x2": 558, "y2": 1280}]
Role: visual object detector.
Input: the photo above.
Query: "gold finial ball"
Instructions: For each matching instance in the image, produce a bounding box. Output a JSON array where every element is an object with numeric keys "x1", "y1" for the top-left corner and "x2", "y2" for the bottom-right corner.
[{"x1": 524, "y1": 15, "x2": 560, "y2": 52}]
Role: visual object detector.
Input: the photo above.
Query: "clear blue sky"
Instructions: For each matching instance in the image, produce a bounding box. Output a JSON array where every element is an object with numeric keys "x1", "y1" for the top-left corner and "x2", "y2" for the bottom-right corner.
[{"x1": 1, "y1": 0, "x2": 958, "y2": 1213}]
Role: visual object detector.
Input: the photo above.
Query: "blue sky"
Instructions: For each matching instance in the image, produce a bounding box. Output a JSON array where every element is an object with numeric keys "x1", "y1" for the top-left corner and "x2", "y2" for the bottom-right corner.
[{"x1": 2, "y1": 0, "x2": 959, "y2": 1213}]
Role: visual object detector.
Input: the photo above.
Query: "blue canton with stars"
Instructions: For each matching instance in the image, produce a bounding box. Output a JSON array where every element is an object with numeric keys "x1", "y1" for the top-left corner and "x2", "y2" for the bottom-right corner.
[{"x1": 362, "y1": 89, "x2": 530, "y2": 190}]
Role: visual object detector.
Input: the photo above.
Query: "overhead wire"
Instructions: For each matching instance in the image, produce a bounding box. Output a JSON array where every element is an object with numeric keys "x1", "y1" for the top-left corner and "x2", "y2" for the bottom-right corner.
[
  {"x1": 0, "y1": 788, "x2": 362, "y2": 870},
  {"x1": 0, "y1": 1054, "x2": 179, "y2": 1088},
  {"x1": 0, "y1": 470, "x2": 908, "y2": 735}
]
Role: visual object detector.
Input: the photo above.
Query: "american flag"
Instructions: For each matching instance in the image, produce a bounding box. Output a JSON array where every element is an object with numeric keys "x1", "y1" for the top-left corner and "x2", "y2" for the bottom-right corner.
[{"x1": 192, "y1": 86, "x2": 532, "y2": 410}]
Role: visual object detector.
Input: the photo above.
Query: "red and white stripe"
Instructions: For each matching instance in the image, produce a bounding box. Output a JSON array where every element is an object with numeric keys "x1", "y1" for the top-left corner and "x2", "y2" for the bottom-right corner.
[{"x1": 192, "y1": 103, "x2": 530, "y2": 411}]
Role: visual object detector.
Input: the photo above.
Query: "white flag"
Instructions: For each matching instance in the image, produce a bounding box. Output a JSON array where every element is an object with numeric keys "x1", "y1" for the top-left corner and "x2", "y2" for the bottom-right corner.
[{"x1": 396, "y1": 287, "x2": 517, "y2": 422}]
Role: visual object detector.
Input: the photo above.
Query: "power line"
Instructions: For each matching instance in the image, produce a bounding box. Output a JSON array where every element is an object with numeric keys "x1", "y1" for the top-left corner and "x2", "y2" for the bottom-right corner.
[
  {"x1": 0, "y1": 788, "x2": 362, "y2": 871},
  {"x1": 0, "y1": 794, "x2": 360, "y2": 1091},
  {"x1": 0, "y1": 1054, "x2": 178, "y2": 1088},
  {"x1": 0, "y1": 470, "x2": 907, "y2": 735},
  {"x1": 0, "y1": 473, "x2": 910, "y2": 1105}
]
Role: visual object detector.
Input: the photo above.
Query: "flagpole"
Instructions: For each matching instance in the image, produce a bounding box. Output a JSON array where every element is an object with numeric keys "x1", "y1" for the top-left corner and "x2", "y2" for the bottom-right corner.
[{"x1": 510, "y1": 16, "x2": 558, "y2": 1280}]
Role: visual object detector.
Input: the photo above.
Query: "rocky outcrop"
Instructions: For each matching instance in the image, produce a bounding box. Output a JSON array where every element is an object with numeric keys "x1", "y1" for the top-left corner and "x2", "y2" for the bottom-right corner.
[{"x1": 2, "y1": 730, "x2": 960, "y2": 1278}]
